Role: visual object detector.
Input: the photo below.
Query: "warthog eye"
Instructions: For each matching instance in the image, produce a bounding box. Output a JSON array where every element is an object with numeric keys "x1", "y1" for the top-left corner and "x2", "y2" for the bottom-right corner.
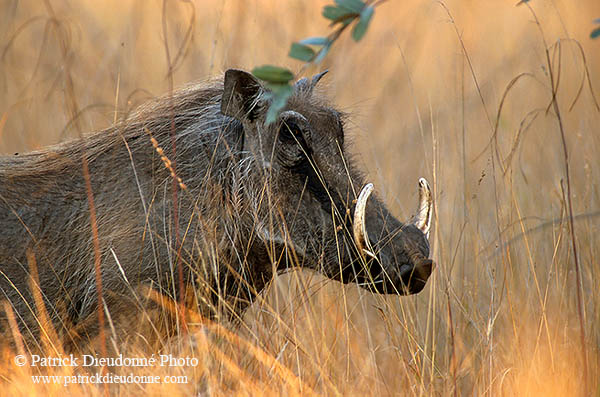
[
  {"x1": 276, "y1": 111, "x2": 312, "y2": 168},
  {"x1": 278, "y1": 121, "x2": 302, "y2": 145}
]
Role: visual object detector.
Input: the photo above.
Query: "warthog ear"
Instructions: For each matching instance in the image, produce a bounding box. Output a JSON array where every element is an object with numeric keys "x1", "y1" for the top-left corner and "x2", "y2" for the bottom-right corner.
[
  {"x1": 221, "y1": 69, "x2": 263, "y2": 121},
  {"x1": 294, "y1": 70, "x2": 328, "y2": 95}
]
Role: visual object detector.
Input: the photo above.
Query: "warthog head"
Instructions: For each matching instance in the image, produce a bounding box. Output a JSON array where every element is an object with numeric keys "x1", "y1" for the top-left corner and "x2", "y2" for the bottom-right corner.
[{"x1": 221, "y1": 69, "x2": 434, "y2": 295}]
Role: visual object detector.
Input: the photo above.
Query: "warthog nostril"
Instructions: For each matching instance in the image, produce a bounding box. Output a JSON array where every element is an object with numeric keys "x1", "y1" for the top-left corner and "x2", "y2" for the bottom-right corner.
[{"x1": 399, "y1": 258, "x2": 434, "y2": 291}]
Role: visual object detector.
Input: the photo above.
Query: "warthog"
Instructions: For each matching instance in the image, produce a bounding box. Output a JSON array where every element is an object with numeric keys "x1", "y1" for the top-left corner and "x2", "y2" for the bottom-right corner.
[{"x1": 0, "y1": 69, "x2": 434, "y2": 346}]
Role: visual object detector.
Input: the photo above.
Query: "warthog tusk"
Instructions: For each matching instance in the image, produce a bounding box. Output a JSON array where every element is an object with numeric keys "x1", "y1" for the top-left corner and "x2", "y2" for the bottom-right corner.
[
  {"x1": 412, "y1": 177, "x2": 432, "y2": 238},
  {"x1": 353, "y1": 183, "x2": 377, "y2": 259}
]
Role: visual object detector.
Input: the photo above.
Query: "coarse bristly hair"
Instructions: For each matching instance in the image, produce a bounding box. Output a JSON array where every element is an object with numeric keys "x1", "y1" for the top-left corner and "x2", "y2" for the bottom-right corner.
[{"x1": 0, "y1": 69, "x2": 434, "y2": 351}]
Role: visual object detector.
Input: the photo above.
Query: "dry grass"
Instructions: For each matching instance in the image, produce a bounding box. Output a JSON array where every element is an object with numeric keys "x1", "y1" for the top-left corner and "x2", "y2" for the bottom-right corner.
[{"x1": 1, "y1": 0, "x2": 599, "y2": 395}]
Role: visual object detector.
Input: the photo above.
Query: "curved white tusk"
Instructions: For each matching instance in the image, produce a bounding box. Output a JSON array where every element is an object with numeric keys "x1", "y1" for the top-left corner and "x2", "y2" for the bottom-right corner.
[
  {"x1": 353, "y1": 183, "x2": 376, "y2": 258},
  {"x1": 412, "y1": 177, "x2": 432, "y2": 238}
]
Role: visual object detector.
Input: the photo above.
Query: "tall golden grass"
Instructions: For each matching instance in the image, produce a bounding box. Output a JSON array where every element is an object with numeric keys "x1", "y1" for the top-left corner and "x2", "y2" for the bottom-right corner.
[{"x1": 1, "y1": 0, "x2": 599, "y2": 395}]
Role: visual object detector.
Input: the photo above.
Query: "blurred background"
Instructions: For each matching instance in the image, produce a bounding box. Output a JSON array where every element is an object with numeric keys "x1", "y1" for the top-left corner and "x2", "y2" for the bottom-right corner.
[{"x1": 1, "y1": 0, "x2": 599, "y2": 395}]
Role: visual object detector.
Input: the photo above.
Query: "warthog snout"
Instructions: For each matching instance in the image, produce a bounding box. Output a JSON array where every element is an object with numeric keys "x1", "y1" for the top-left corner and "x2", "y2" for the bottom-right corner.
[{"x1": 352, "y1": 179, "x2": 434, "y2": 294}]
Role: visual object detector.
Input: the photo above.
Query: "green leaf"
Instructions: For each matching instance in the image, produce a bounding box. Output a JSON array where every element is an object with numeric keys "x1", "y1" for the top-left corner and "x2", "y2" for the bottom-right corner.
[
  {"x1": 252, "y1": 65, "x2": 294, "y2": 84},
  {"x1": 265, "y1": 84, "x2": 294, "y2": 125},
  {"x1": 299, "y1": 37, "x2": 330, "y2": 46},
  {"x1": 591, "y1": 27, "x2": 600, "y2": 39},
  {"x1": 335, "y1": 0, "x2": 365, "y2": 13},
  {"x1": 352, "y1": 6, "x2": 374, "y2": 42},
  {"x1": 289, "y1": 43, "x2": 316, "y2": 62},
  {"x1": 322, "y1": 5, "x2": 355, "y2": 23}
]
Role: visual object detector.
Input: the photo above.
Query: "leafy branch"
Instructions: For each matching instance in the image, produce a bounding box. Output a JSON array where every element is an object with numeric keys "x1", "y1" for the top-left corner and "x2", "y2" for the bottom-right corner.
[
  {"x1": 251, "y1": 0, "x2": 386, "y2": 124},
  {"x1": 592, "y1": 18, "x2": 600, "y2": 39}
]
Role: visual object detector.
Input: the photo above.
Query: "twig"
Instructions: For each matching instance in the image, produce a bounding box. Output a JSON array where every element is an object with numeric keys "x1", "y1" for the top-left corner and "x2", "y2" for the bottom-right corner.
[{"x1": 521, "y1": 3, "x2": 588, "y2": 394}]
